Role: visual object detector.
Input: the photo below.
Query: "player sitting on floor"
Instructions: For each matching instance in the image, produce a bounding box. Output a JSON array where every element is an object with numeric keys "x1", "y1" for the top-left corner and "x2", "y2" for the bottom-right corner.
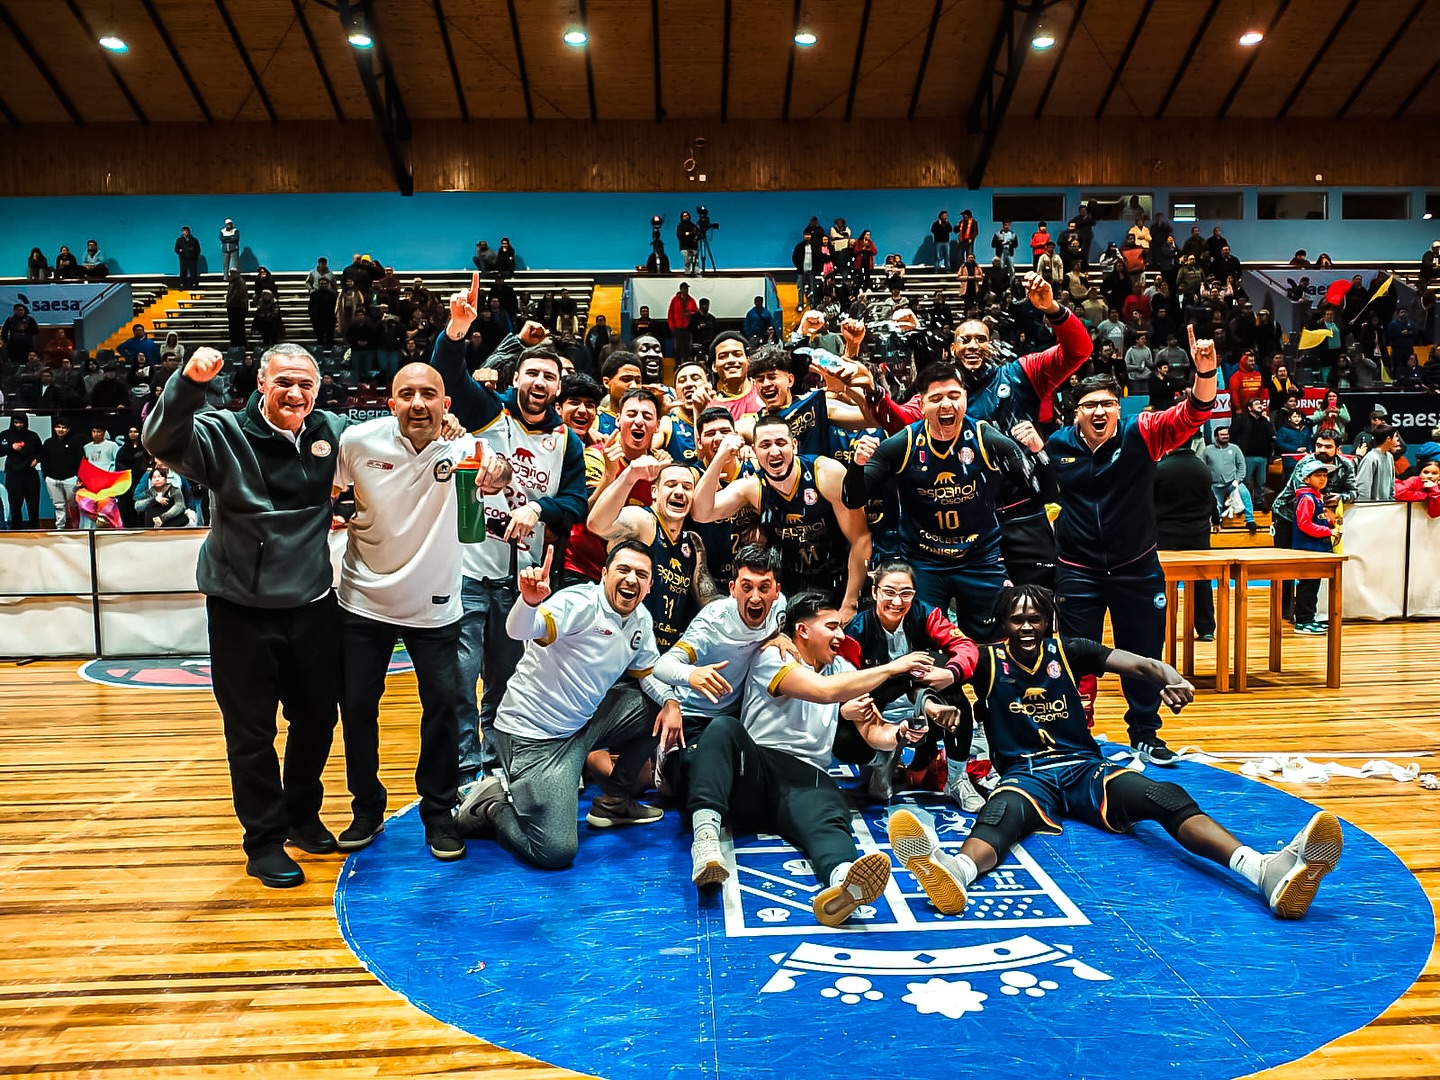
[
  {"x1": 886, "y1": 584, "x2": 1344, "y2": 920},
  {"x1": 687, "y1": 590, "x2": 936, "y2": 927}
]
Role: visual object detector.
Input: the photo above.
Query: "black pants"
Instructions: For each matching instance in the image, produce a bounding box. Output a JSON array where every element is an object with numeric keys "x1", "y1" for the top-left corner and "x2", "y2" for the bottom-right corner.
[
  {"x1": 688, "y1": 714, "x2": 856, "y2": 887},
  {"x1": 311, "y1": 315, "x2": 336, "y2": 350},
  {"x1": 1295, "y1": 578, "x2": 1322, "y2": 625},
  {"x1": 340, "y1": 609, "x2": 461, "y2": 832},
  {"x1": 1055, "y1": 554, "x2": 1166, "y2": 741},
  {"x1": 5, "y1": 468, "x2": 40, "y2": 527},
  {"x1": 178, "y1": 257, "x2": 199, "y2": 287},
  {"x1": 1273, "y1": 517, "x2": 1296, "y2": 620},
  {"x1": 206, "y1": 593, "x2": 341, "y2": 856},
  {"x1": 999, "y1": 510, "x2": 1057, "y2": 591},
  {"x1": 227, "y1": 310, "x2": 248, "y2": 348}
]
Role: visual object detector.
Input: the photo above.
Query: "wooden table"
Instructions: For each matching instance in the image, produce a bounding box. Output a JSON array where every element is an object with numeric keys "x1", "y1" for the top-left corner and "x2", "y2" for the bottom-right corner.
[
  {"x1": 1159, "y1": 551, "x2": 1233, "y2": 693},
  {"x1": 1228, "y1": 549, "x2": 1345, "y2": 691}
]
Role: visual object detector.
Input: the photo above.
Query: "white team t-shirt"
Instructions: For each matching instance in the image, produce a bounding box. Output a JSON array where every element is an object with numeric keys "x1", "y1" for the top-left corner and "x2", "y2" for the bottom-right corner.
[
  {"x1": 333, "y1": 415, "x2": 475, "y2": 628},
  {"x1": 665, "y1": 596, "x2": 784, "y2": 717},
  {"x1": 743, "y1": 647, "x2": 852, "y2": 773}
]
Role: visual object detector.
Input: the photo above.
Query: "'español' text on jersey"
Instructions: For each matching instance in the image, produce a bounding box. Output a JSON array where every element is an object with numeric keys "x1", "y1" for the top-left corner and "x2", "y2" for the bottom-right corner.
[
  {"x1": 644, "y1": 508, "x2": 700, "y2": 651},
  {"x1": 894, "y1": 417, "x2": 1002, "y2": 566},
  {"x1": 756, "y1": 455, "x2": 844, "y2": 592},
  {"x1": 980, "y1": 637, "x2": 1097, "y2": 772}
]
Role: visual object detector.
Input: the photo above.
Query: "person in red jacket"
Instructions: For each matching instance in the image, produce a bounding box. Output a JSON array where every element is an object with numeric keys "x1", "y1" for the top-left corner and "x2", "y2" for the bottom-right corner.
[
  {"x1": 1395, "y1": 460, "x2": 1440, "y2": 518},
  {"x1": 955, "y1": 209, "x2": 979, "y2": 263},
  {"x1": 1028, "y1": 222, "x2": 1051, "y2": 265},
  {"x1": 668, "y1": 283, "x2": 699, "y2": 365},
  {"x1": 1228, "y1": 351, "x2": 1265, "y2": 411}
]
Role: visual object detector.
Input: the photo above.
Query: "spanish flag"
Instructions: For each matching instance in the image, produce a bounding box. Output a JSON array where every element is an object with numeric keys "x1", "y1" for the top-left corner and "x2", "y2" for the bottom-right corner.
[{"x1": 76, "y1": 458, "x2": 133, "y2": 530}]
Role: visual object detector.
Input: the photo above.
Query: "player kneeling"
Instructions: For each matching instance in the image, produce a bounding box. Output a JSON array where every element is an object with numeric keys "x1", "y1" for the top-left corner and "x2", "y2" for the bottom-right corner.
[{"x1": 888, "y1": 585, "x2": 1343, "y2": 920}]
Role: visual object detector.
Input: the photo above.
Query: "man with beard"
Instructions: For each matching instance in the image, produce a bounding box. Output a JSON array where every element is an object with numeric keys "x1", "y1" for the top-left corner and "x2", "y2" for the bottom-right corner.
[
  {"x1": 842, "y1": 364, "x2": 1047, "y2": 640},
  {"x1": 1037, "y1": 326, "x2": 1217, "y2": 766},
  {"x1": 858, "y1": 273, "x2": 1091, "y2": 590},
  {"x1": 887, "y1": 585, "x2": 1343, "y2": 921},
  {"x1": 588, "y1": 459, "x2": 718, "y2": 651},
  {"x1": 454, "y1": 542, "x2": 682, "y2": 865},
  {"x1": 565, "y1": 387, "x2": 667, "y2": 587},
  {"x1": 685, "y1": 591, "x2": 936, "y2": 926},
  {"x1": 430, "y1": 273, "x2": 588, "y2": 791},
  {"x1": 693, "y1": 415, "x2": 871, "y2": 620},
  {"x1": 331, "y1": 364, "x2": 511, "y2": 858},
  {"x1": 709, "y1": 332, "x2": 763, "y2": 420},
  {"x1": 654, "y1": 357, "x2": 713, "y2": 465},
  {"x1": 687, "y1": 406, "x2": 762, "y2": 587},
  {"x1": 1270, "y1": 431, "x2": 1357, "y2": 622}
]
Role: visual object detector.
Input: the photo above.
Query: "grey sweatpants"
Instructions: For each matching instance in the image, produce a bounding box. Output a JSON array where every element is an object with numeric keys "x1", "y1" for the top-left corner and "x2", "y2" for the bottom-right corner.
[{"x1": 489, "y1": 685, "x2": 658, "y2": 870}]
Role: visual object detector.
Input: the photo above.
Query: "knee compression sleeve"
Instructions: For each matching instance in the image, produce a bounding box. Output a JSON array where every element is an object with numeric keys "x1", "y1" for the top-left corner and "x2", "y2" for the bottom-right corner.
[
  {"x1": 968, "y1": 790, "x2": 1043, "y2": 857},
  {"x1": 1108, "y1": 774, "x2": 1203, "y2": 837}
]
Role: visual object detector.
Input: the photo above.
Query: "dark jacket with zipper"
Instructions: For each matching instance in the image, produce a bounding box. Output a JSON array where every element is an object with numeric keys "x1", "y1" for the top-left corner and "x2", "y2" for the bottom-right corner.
[{"x1": 142, "y1": 372, "x2": 349, "y2": 608}]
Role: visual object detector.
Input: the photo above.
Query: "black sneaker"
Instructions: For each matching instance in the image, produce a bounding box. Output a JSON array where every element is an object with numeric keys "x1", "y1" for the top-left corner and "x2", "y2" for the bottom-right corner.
[
  {"x1": 287, "y1": 819, "x2": 338, "y2": 854},
  {"x1": 426, "y1": 828, "x2": 467, "y2": 861},
  {"x1": 246, "y1": 847, "x2": 304, "y2": 889},
  {"x1": 585, "y1": 797, "x2": 664, "y2": 828},
  {"x1": 455, "y1": 775, "x2": 508, "y2": 837},
  {"x1": 1135, "y1": 739, "x2": 1179, "y2": 766},
  {"x1": 337, "y1": 818, "x2": 384, "y2": 852}
]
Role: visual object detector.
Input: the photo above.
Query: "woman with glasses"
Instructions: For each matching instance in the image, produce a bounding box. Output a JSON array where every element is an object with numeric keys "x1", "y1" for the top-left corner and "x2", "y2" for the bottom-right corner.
[{"x1": 838, "y1": 561, "x2": 985, "y2": 810}]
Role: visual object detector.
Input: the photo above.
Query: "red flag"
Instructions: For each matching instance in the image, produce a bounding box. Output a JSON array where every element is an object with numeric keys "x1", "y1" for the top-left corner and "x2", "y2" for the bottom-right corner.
[{"x1": 1323, "y1": 280, "x2": 1352, "y2": 307}]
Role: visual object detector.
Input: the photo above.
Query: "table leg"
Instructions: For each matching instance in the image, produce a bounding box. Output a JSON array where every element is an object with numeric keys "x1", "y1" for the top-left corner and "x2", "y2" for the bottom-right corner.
[
  {"x1": 1165, "y1": 581, "x2": 1179, "y2": 666},
  {"x1": 1268, "y1": 580, "x2": 1283, "y2": 671},
  {"x1": 1326, "y1": 567, "x2": 1343, "y2": 689},
  {"x1": 1216, "y1": 570, "x2": 1231, "y2": 693},
  {"x1": 1231, "y1": 565, "x2": 1246, "y2": 693},
  {"x1": 1182, "y1": 579, "x2": 1196, "y2": 678}
]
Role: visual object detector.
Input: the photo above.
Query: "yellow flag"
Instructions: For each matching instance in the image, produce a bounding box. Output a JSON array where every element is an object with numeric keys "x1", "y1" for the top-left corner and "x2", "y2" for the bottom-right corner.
[
  {"x1": 1370, "y1": 274, "x2": 1392, "y2": 300},
  {"x1": 1298, "y1": 327, "x2": 1331, "y2": 350}
]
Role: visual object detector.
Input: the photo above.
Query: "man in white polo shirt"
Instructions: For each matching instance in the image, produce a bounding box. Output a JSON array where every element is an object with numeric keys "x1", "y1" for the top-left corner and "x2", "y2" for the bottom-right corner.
[
  {"x1": 456, "y1": 541, "x2": 683, "y2": 870},
  {"x1": 332, "y1": 363, "x2": 511, "y2": 860}
]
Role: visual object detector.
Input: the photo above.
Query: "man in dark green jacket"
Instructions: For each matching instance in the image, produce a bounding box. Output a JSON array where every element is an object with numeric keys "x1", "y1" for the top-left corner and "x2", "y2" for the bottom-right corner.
[{"x1": 144, "y1": 343, "x2": 349, "y2": 889}]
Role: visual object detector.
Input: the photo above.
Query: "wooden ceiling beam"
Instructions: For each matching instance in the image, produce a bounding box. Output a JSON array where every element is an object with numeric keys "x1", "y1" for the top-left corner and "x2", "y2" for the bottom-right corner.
[
  {"x1": 1336, "y1": 0, "x2": 1424, "y2": 119},
  {"x1": 720, "y1": 0, "x2": 731, "y2": 122},
  {"x1": 843, "y1": 0, "x2": 872, "y2": 122},
  {"x1": 1093, "y1": 0, "x2": 1154, "y2": 118},
  {"x1": 139, "y1": 0, "x2": 213, "y2": 123},
  {"x1": 1216, "y1": 0, "x2": 1291, "y2": 120},
  {"x1": 1155, "y1": 0, "x2": 1218, "y2": 119},
  {"x1": 63, "y1": 0, "x2": 148, "y2": 124},
  {"x1": 907, "y1": 0, "x2": 945, "y2": 122},
  {"x1": 650, "y1": 0, "x2": 664, "y2": 122},
  {"x1": 577, "y1": 0, "x2": 597, "y2": 120},
  {"x1": 0, "y1": 1, "x2": 85, "y2": 125},
  {"x1": 1033, "y1": 0, "x2": 1086, "y2": 119},
  {"x1": 504, "y1": 0, "x2": 533, "y2": 122},
  {"x1": 432, "y1": 0, "x2": 468, "y2": 122},
  {"x1": 214, "y1": 0, "x2": 278, "y2": 121},
  {"x1": 1393, "y1": 54, "x2": 1440, "y2": 120},
  {"x1": 1276, "y1": 0, "x2": 1358, "y2": 120},
  {"x1": 0, "y1": 89, "x2": 17, "y2": 126}
]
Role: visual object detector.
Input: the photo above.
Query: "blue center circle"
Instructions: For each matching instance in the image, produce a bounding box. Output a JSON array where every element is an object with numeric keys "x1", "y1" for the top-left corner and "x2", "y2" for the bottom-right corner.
[{"x1": 335, "y1": 761, "x2": 1429, "y2": 1080}]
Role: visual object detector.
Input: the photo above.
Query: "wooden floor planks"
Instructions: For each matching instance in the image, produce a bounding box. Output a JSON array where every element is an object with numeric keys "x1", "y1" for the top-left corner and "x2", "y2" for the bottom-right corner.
[{"x1": 1, "y1": 607, "x2": 1438, "y2": 1079}]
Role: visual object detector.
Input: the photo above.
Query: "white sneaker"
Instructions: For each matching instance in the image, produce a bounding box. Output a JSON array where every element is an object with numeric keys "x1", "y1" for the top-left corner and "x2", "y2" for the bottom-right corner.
[
  {"x1": 887, "y1": 808, "x2": 968, "y2": 915},
  {"x1": 1257, "y1": 811, "x2": 1344, "y2": 919},
  {"x1": 691, "y1": 831, "x2": 728, "y2": 888},
  {"x1": 945, "y1": 773, "x2": 987, "y2": 812}
]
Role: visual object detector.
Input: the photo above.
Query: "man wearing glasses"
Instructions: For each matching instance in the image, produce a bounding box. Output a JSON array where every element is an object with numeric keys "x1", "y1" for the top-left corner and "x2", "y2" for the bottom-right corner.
[{"x1": 1013, "y1": 326, "x2": 1217, "y2": 766}]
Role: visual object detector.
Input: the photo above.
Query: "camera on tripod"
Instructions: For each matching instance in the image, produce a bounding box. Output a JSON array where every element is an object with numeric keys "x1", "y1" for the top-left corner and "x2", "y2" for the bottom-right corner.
[
  {"x1": 696, "y1": 207, "x2": 719, "y2": 232},
  {"x1": 650, "y1": 214, "x2": 664, "y2": 243}
]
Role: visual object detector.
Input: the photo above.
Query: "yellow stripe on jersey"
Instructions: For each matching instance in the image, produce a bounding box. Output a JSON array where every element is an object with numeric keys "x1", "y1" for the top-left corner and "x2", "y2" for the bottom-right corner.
[
  {"x1": 627, "y1": 666, "x2": 655, "y2": 679},
  {"x1": 1055, "y1": 637, "x2": 1077, "y2": 685},
  {"x1": 675, "y1": 641, "x2": 698, "y2": 663},
  {"x1": 536, "y1": 609, "x2": 558, "y2": 647},
  {"x1": 898, "y1": 425, "x2": 915, "y2": 473},
  {"x1": 768, "y1": 661, "x2": 800, "y2": 696},
  {"x1": 991, "y1": 784, "x2": 1063, "y2": 834},
  {"x1": 976, "y1": 420, "x2": 996, "y2": 471}
]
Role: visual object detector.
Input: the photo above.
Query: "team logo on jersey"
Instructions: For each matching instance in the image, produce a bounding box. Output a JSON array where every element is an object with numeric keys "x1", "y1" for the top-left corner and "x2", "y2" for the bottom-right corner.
[
  {"x1": 311, "y1": 440, "x2": 332, "y2": 457},
  {"x1": 961, "y1": 447, "x2": 975, "y2": 465},
  {"x1": 997, "y1": 382, "x2": 1012, "y2": 399},
  {"x1": 804, "y1": 488, "x2": 818, "y2": 505},
  {"x1": 433, "y1": 459, "x2": 455, "y2": 482},
  {"x1": 542, "y1": 436, "x2": 557, "y2": 452},
  {"x1": 1153, "y1": 592, "x2": 1167, "y2": 609},
  {"x1": 1046, "y1": 660, "x2": 1062, "y2": 679},
  {"x1": 680, "y1": 542, "x2": 692, "y2": 558},
  {"x1": 631, "y1": 630, "x2": 643, "y2": 649},
  {"x1": 934, "y1": 471, "x2": 958, "y2": 485},
  {"x1": 365, "y1": 459, "x2": 395, "y2": 471},
  {"x1": 596, "y1": 627, "x2": 614, "y2": 636}
]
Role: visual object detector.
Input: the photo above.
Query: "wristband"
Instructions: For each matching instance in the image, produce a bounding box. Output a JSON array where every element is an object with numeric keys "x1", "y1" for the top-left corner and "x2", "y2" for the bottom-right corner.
[{"x1": 1194, "y1": 368, "x2": 1218, "y2": 378}]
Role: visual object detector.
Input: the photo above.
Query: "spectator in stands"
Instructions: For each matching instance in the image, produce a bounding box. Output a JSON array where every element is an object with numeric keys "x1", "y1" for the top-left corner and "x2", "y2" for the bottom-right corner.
[
  {"x1": 1308, "y1": 391, "x2": 1348, "y2": 441},
  {"x1": 676, "y1": 211, "x2": 700, "y2": 276},
  {"x1": 1155, "y1": 439, "x2": 1218, "y2": 641},
  {"x1": 496, "y1": 237, "x2": 517, "y2": 278},
  {"x1": 1126, "y1": 216, "x2": 1151, "y2": 264},
  {"x1": 1147, "y1": 358, "x2": 1180, "y2": 410},
  {"x1": 308, "y1": 275, "x2": 338, "y2": 353},
  {"x1": 630, "y1": 304, "x2": 660, "y2": 343},
  {"x1": 1355, "y1": 426, "x2": 1399, "y2": 500},
  {"x1": 583, "y1": 315, "x2": 611, "y2": 364},
  {"x1": 253, "y1": 292, "x2": 284, "y2": 350},
  {"x1": 1204, "y1": 425, "x2": 1257, "y2": 533},
  {"x1": 219, "y1": 219, "x2": 240, "y2": 276},
  {"x1": 1231, "y1": 396, "x2": 1277, "y2": 510},
  {"x1": 473, "y1": 240, "x2": 498, "y2": 275},
  {"x1": 54, "y1": 245, "x2": 80, "y2": 280},
  {"x1": 743, "y1": 296, "x2": 773, "y2": 341},
  {"x1": 690, "y1": 298, "x2": 718, "y2": 359},
  {"x1": 1027, "y1": 221, "x2": 1050, "y2": 266},
  {"x1": 668, "y1": 283, "x2": 698, "y2": 363},
  {"x1": 117, "y1": 325, "x2": 161, "y2": 373},
  {"x1": 991, "y1": 220, "x2": 1018, "y2": 278},
  {"x1": 114, "y1": 425, "x2": 151, "y2": 527},
  {"x1": 930, "y1": 211, "x2": 953, "y2": 269},
  {"x1": 83, "y1": 424, "x2": 119, "y2": 471},
  {"x1": 3, "y1": 304, "x2": 38, "y2": 365},
  {"x1": 80, "y1": 239, "x2": 108, "y2": 281},
  {"x1": 27, "y1": 247, "x2": 50, "y2": 283},
  {"x1": 224, "y1": 270, "x2": 249, "y2": 352},
  {"x1": 135, "y1": 462, "x2": 192, "y2": 528},
  {"x1": 40, "y1": 418, "x2": 82, "y2": 528},
  {"x1": 1314, "y1": 253, "x2": 1334, "y2": 268},
  {"x1": 1395, "y1": 460, "x2": 1440, "y2": 516},
  {"x1": 1228, "y1": 352, "x2": 1264, "y2": 410},
  {"x1": 852, "y1": 229, "x2": 878, "y2": 290},
  {"x1": 304, "y1": 256, "x2": 333, "y2": 294},
  {"x1": 90, "y1": 365, "x2": 129, "y2": 413},
  {"x1": 1035, "y1": 241, "x2": 1064, "y2": 290},
  {"x1": 1275, "y1": 408, "x2": 1311, "y2": 460},
  {"x1": 954, "y1": 209, "x2": 978, "y2": 264},
  {"x1": 1416, "y1": 240, "x2": 1440, "y2": 287},
  {"x1": 253, "y1": 267, "x2": 279, "y2": 306},
  {"x1": 2, "y1": 413, "x2": 43, "y2": 528},
  {"x1": 1123, "y1": 331, "x2": 1153, "y2": 394},
  {"x1": 174, "y1": 227, "x2": 201, "y2": 288},
  {"x1": 316, "y1": 373, "x2": 348, "y2": 413},
  {"x1": 1386, "y1": 307, "x2": 1418, "y2": 370}
]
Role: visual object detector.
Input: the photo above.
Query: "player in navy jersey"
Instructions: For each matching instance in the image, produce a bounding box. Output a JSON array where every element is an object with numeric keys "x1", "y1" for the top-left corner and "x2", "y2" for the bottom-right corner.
[
  {"x1": 588, "y1": 459, "x2": 718, "y2": 651},
  {"x1": 653, "y1": 356, "x2": 710, "y2": 465},
  {"x1": 595, "y1": 351, "x2": 644, "y2": 437},
  {"x1": 887, "y1": 586, "x2": 1344, "y2": 922},
  {"x1": 828, "y1": 424, "x2": 900, "y2": 562},
  {"x1": 841, "y1": 363, "x2": 1050, "y2": 640},
  {"x1": 739, "y1": 341, "x2": 871, "y2": 457},
  {"x1": 693, "y1": 414, "x2": 871, "y2": 620},
  {"x1": 687, "y1": 407, "x2": 762, "y2": 587}
]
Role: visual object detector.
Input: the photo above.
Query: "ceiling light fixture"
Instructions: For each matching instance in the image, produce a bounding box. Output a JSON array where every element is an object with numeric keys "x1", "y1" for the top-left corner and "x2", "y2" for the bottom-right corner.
[
  {"x1": 347, "y1": 29, "x2": 373, "y2": 47},
  {"x1": 794, "y1": 29, "x2": 817, "y2": 46},
  {"x1": 563, "y1": 27, "x2": 588, "y2": 46},
  {"x1": 1031, "y1": 30, "x2": 1056, "y2": 50},
  {"x1": 98, "y1": 34, "x2": 128, "y2": 53},
  {"x1": 1238, "y1": 29, "x2": 1264, "y2": 46}
]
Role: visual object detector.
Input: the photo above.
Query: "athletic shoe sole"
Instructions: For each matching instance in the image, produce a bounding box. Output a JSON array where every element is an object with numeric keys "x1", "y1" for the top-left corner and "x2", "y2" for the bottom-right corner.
[
  {"x1": 1269, "y1": 811, "x2": 1344, "y2": 919},
  {"x1": 692, "y1": 856, "x2": 729, "y2": 888},
  {"x1": 429, "y1": 840, "x2": 467, "y2": 861},
  {"x1": 1137, "y1": 745, "x2": 1179, "y2": 767},
  {"x1": 887, "y1": 809, "x2": 969, "y2": 915},
  {"x1": 586, "y1": 806, "x2": 665, "y2": 828},
  {"x1": 812, "y1": 852, "x2": 891, "y2": 927},
  {"x1": 336, "y1": 824, "x2": 384, "y2": 852}
]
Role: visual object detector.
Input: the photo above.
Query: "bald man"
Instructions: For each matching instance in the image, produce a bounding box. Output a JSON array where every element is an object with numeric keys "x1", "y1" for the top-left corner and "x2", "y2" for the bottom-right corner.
[{"x1": 333, "y1": 363, "x2": 511, "y2": 860}]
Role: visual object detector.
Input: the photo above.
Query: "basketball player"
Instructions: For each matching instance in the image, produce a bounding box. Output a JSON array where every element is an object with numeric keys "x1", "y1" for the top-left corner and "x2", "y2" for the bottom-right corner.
[
  {"x1": 687, "y1": 591, "x2": 936, "y2": 926},
  {"x1": 331, "y1": 364, "x2": 511, "y2": 858},
  {"x1": 587, "y1": 458, "x2": 718, "y2": 650},
  {"x1": 740, "y1": 342, "x2": 871, "y2": 457},
  {"x1": 653, "y1": 356, "x2": 712, "y2": 465},
  {"x1": 595, "y1": 351, "x2": 644, "y2": 437},
  {"x1": 687, "y1": 406, "x2": 761, "y2": 588},
  {"x1": 709, "y1": 332, "x2": 762, "y2": 420},
  {"x1": 692, "y1": 414, "x2": 871, "y2": 620},
  {"x1": 887, "y1": 585, "x2": 1344, "y2": 921}
]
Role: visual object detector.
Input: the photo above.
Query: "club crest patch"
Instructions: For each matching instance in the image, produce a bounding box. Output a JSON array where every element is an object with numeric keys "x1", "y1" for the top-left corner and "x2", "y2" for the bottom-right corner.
[{"x1": 311, "y1": 440, "x2": 332, "y2": 457}]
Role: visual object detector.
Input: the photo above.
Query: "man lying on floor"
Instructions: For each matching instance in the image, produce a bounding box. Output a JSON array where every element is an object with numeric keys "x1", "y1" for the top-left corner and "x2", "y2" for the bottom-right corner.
[
  {"x1": 676, "y1": 590, "x2": 936, "y2": 927},
  {"x1": 886, "y1": 584, "x2": 1344, "y2": 921}
]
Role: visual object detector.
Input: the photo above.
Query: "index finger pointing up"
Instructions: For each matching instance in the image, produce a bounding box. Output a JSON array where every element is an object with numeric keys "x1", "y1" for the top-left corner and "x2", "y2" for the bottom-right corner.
[
  {"x1": 469, "y1": 271, "x2": 480, "y2": 308},
  {"x1": 1187, "y1": 323, "x2": 1198, "y2": 352},
  {"x1": 540, "y1": 544, "x2": 554, "y2": 575}
]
